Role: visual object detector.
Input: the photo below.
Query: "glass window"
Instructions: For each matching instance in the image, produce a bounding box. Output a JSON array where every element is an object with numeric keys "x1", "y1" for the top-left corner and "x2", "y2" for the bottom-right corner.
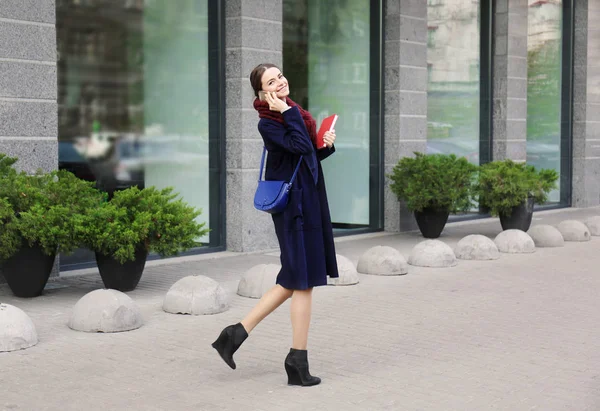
[
  {"x1": 427, "y1": 1, "x2": 481, "y2": 166},
  {"x1": 283, "y1": 0, "x2": 382, "y2": 230},
  {"x1": 526, "y1": 0, "x2": 563, "y2": 204},
  {"x1": 56, "y1": 0, "x2": 222, "y2": 268}
]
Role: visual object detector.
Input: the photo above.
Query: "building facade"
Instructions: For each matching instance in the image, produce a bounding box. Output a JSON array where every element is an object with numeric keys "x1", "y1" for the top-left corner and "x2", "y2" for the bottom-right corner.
[{"x1": 0, "y1": 0, "x2": 599, "y2": 275}]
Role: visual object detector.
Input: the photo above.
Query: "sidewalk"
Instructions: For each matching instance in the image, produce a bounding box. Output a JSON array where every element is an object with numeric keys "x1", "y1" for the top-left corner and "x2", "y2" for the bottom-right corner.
[{"x1": 2, "y1": 207, "x2": 600, "y2": 411}]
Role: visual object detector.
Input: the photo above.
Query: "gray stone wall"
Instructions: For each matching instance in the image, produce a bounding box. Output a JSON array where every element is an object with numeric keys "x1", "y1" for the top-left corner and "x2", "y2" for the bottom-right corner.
[
  {"x1": 0, "y1": 1, "x2": 58, "y2": 283},
  {"x1": 0, "y1": 0, "x2": 58, "y2": 173},
  {"x1": 383, "y1": 0, "x2": 428, "y2": 232},
  {"x1": 572, "y1": 0, "x2": 600, "y2": 207},
  {"x1": 225, "y1": 0, "x2": 282, "y2": 252},
  {"x1": 492, "y1": 0, "x2": 528, "y2": 162}
]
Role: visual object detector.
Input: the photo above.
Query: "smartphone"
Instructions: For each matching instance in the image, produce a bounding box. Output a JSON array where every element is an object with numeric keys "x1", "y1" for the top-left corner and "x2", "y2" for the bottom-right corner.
[{"x1": 258, "y1": 91, "x2": 268, "y2": 102}]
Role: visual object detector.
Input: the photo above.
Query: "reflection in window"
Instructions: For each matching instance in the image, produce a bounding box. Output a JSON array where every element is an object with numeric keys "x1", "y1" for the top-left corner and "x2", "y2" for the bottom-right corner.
[
  {"x1": 427, "y1": 1, "x2": 481, "y2": 166},
  {"x1": 56, "y1": 0, "x2": 213, "y2": 265},
  {"x1": 527, "y1": 0, "x2": 563, "y2": 203},
  {"x1": 283, "y1": 0, "x2": 372, "y2": 227}
]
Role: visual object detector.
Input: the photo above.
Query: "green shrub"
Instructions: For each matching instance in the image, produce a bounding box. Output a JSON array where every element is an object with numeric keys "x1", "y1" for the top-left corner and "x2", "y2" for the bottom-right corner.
[
  {"x1": 475, "y1": 159, "x2": 558, "y2": 217},
  {"x1": 81, "y1": 186, "x2": 209, "y2": 264},
  {"x1": 0, "y1": 153, "x2": 104, "y2": 260},
  {"x1": 388, "y1": 152, "x2": 478, "y2": 213}
]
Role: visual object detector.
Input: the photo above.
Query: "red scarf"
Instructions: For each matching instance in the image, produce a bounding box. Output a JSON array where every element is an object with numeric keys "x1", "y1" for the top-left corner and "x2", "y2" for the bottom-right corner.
[{"x1": 253, "y1": 97, "x2": 318, "y2": 146}]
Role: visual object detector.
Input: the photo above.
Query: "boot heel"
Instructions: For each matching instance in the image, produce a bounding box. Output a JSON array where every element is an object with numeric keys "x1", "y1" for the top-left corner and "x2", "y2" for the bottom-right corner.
[{"x1": 285, "y1": 363, "x2": 302, "y2": 385}]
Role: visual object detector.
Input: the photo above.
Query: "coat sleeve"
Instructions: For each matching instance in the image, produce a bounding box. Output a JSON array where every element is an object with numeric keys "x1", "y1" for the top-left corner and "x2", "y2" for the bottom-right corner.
[
  {"x1": 317, "y1": 145, "x2": 335, "y2": 161},
  {"x1": 258, "y1": 106, "x2": 315, "y2": 155}
]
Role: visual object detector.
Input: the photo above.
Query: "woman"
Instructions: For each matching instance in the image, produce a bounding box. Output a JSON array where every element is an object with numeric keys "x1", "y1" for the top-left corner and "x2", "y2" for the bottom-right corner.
[{"x1": 212, "y1": 63, "x2": 339, "y2": 387}]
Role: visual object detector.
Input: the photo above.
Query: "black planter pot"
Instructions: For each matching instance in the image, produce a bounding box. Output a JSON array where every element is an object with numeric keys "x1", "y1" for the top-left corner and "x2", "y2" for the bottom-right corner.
[
  {"x1": 499, "y1": 196, "x2": 535, "y2": 231},
  {"x1": 414, "y1": 208, "x2": 450, "y2": 239},
  {"x1": 95, "y1": 246, "x2": 148, "y2": 292},
  {"x1": 2, "y1": 243, "x2": 56, "y2": 298}
]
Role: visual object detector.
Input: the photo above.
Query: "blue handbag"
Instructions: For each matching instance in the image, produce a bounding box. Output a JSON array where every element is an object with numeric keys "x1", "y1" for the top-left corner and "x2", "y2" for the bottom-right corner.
[{"x1": 253, "y1": 147, "x2": 303, "y2": 214}]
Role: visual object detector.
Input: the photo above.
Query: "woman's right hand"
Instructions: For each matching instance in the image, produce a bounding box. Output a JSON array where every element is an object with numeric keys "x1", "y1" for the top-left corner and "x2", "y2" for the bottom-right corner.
[{"x1": 264, "y1": 91, "x2": 289, "y2": 113}]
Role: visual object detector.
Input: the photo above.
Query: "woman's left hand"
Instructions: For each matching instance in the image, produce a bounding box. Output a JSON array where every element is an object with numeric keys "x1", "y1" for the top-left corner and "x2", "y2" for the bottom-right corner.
[{"x1": 323, "y1": 130, "x2": 336, "y2": 148}]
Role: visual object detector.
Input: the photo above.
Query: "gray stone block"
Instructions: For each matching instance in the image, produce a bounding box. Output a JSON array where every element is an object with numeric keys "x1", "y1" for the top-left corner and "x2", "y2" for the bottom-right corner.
[
  {"x1": 384, "y1": 15, "x2": 400, "y2": 41},
  {"x1": 384, "y1": 41, "x2": 400, "y2": 68},
  {"x1": 225, "y1": 78, "x2": 244, "y2": 109},
  {"x1": 163, "y1": 276, "x2": 229, "y2": 315},
  {"x1": 385, "y1": 66, "x2": 399, "y2": 90},
  {"x1": 400, "y1": 66, "x2": 427, "y2": 92},
  {"x1": 241, "y1": 19, "x2": 282, "y2": 51},
  {"x1": 495, "y1": 13, "x2": 509, "y2": 36},
  {"x1": 383, "y1": 176, "x2": 400, "y2": 232},
  {"x1": 399, "y1": 140, "x2": 427, "y2": 159},
  {"x1": 0, "y1": 138, "x2": 57, "y2": 173},
  {"x1": 399, "y1": 41, "x2": 427, "y2": 67},
  {"x1": 400, "y1": 115, "x2": 427, "y2": 141},
  {"x1": 495, "y1": 35, "x2": 508, "y2": 56},
  {"x1": 240, "y1": 138, "x2": 264, "y2": 169},
  {"x1": 0, "y1": 22, "x2": 56, "y2": 61},
  {"x1": 400, "y1": 16, "x2": 426, "y2": 43},
  {"x1": 384, "y1": 90, "x2": 400, "y2": 115},
  {"x1": 508, "y1": 56, "x2": 527, "y2": 78},
  {"x1": 506, "y1": 120, "x2": 526, "y2": 140},
  {"x1": 0, "y1": 303, "x2": 38, "y2": 352},
  {"x1": 225, "y1": 0, "x2": 242, "y2": 17},
  {"x1": 507, "y1": 98, "x2": 527, "y2": 120},
  {"x1": 399, "y1": 0, "x2": 427, "y2": 18},
  {"x1": 508, "y1": 35, "x2": 527, "y2": 58},
  {"x1": 496, "y1": 0, "x2": 509, "y2": 14},
  {"x1": 68, "y1": 289, "x2": 143, "y2": 333},
  {"x1": 408, "y1": 240, "x2": 457, "y2": 268},
  {"x1": 0, "y1": 62, "x2": 56, "y2": 99},
  {"x1": 508, "y1": 13, "x2": 528, "y2": 37},
  {"x1": 0, "y1": 0, "x2": 55, "y2": 23},
  {"x1": 0, "y1": 101, "x2": 57, "y2": 137},
  {"x1": 400, "y1": 92, "x2": 427, "y2": 116},
  {"x1": 241, "y1": 0, "x2": 282, "y2": 21},
  {"x1": 225, "y1": 17, "x2": 242, "y2": 48},
  {"x1": 507, "y1": 78, "x2": 527, "y2": 99},
  {"x1": 226, "y1": 48, "x2": 282, "y2": 79}
]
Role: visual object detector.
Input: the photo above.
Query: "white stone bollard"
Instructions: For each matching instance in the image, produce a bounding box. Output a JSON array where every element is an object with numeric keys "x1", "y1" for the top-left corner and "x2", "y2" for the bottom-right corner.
[
  {"x1": 0, "y1": 304, "x2": 38, "y2": 352},
  {"x1": 584, "y1": 216, "x2": 600, "y2": 236},
  {"x1": 356, "y1": 246, "x2": 408, "y2": 275},
  {"x1": 455, "y1": 235, "x2": 500, "y2": 260},
  {"x1": 408, "y1": 240, "x2": 457, "y2": 267},
  {"x1": 68, "y1": 289, "x2": 143, "y2": 333},
  {"x1": 237, "y1": 264, "x2": 280, "y2": 298},
  {"x1": 328, "y1": 254, "x2": 359, "y2": 286},
  {"x1": 494, "y1": 230, "x2": 535, "y2": 253},
  {"x1": 557, "y1": 220, "x2": 591, "y2": 242},
  {"x1": 527, "y1": 225, "x2": 565, "y2": 247},
  {"x1": 163, "y1": 275, "x2": 229, "y2": 315}
]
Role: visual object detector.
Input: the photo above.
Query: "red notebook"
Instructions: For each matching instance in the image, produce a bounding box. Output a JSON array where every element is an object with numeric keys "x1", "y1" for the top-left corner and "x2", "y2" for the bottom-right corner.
[{"x1": 316, "y1": 114, "x2": 338, "y2": 149}]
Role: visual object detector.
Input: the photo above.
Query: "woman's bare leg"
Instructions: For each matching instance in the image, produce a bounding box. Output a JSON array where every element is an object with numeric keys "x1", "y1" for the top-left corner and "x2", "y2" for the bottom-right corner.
[
  {"x1": 290, "y1": 288, "x2": 313, "y2": 349},
  {"x1": 240, "y1": 284, "x2": 293, "y2": 333}
]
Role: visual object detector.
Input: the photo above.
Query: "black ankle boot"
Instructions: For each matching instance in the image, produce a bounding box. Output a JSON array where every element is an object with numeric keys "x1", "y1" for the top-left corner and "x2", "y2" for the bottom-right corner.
[
  {"x1": 284, "y1": 348, "x2": 321, "y2": 386},
  {"x1": 211, "y1": 323, "x2": 248, "y2": 369}
]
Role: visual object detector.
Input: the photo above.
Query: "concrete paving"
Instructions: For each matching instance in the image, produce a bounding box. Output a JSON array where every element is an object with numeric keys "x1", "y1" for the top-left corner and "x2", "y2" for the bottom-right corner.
[{"x1": 2, "y1": 207, "x2": 600, "y2": 411}]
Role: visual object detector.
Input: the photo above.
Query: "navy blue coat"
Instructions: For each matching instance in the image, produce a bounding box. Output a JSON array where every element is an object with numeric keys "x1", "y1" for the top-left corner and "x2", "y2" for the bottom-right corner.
[{"x1": 258, "y1": 106, "x2": 339, "y2": 290}]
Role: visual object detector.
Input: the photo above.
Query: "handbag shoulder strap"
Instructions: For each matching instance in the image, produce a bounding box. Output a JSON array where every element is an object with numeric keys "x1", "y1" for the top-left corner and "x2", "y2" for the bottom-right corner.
[{"x1": 258, "y1": 147, "x2": 303, "y2": 184}]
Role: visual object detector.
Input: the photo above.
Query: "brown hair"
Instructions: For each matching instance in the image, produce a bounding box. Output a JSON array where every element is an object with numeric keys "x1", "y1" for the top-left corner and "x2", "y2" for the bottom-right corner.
[{"x1": 249, "y1": 63, "x2": 279, "y2": 97}]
